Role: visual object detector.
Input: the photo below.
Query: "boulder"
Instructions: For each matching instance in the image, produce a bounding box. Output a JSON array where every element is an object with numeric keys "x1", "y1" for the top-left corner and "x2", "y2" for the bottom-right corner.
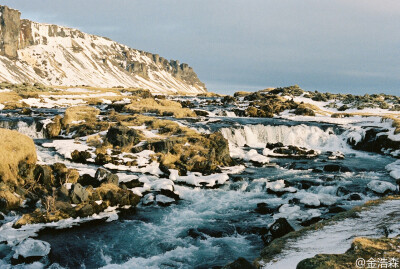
[
  {"x1": 222, "y1": 257, "x2": 256, "y2": 269},
  {"x1": 71, "y1": 150, "x2": 91, "y2": 163},
  {"x1": 33, "y1": 165, "x2": 54, "y2": 189},
  {"x1": 323, "y1": 164, "x2": 351, "y2": 173},
  {"x1": 105, "y1": 125, "x2": 140, "y2": 148},
  {"x1": 95, "y1": 168, "x2": 119, "y2": 185},
  {"x1": 269, "y1": 218, "x2": 294, "y2": 239},
  {"x1": 300, "y1": 217, "x2": 322, "y2": 227},
  {"x1": 45, "y1": 115, "x2": 62, "y2": 138},
  {"x1": 95, "y1": 153, "x2": 112, "y2": 165},
  {"x1": 70, "y1": 183, "x2": 89, "y2": 204},
  {"x1": 255, "y1": 202, "x2": 274, "y2": 215},
  {"x1": 94, "y1": 183, "x2": 140, "y2": 207},
  {"x1": 78, "y1": 174, "x2": 100, "y2": 188},
  {"x1": 349, "y1": 193, "x2": 362, "y2": 201},
  {"x1": 75, "y1": 203, "x2": 94, "y2": 217},
  {"x1": 328, "y1": 206, "x2": 346, "y2": 214},
  {"x1": 193, "y1": 110, "x2": 209, "y2": 117}
]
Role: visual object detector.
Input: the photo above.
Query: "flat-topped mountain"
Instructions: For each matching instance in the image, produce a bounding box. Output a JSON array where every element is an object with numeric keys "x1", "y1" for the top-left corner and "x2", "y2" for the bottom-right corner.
[{"x1": 0, "y1": 5, "x2": 206, "y2": 94}]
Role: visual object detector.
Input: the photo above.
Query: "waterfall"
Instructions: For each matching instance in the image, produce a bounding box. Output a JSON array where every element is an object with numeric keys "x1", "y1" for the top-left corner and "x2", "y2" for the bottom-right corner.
[
  {"x1": 220, "y1": 124, "x2": 351, "y2": 152},
  {"x1": 0, "y1": 120, "x2": 45, "y2": 139}
]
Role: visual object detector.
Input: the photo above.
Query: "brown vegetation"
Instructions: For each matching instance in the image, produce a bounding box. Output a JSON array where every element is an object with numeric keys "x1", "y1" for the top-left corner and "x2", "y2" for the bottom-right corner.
[{"x1": 0, "y1": 128, "x2": 37, "y2": 185}]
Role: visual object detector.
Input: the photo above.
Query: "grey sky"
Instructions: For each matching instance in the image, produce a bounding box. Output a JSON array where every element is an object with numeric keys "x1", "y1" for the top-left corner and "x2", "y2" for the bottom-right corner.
[{"x1": 3, "y1": 0, "x2": 400, "y2": 95}]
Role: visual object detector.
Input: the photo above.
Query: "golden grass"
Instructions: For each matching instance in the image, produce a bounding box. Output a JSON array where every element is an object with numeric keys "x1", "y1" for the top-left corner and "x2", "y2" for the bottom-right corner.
[
  {"x1": 197, "y1": 92, "x2": 223, "y2": 97},
  {"x1": 125, "y1": 98, "x2": 196, "y2": 118},
  {"x1": 383, "y1": 115, "x2": 400, "y2": 134},
  {"x1": 61, "y1": 105, "x2": 100, "y2": 126},
  {"x1": 0, "y1": 190, "x2": 22, "y2": 209},
  {"x1": 0, "y1": 128, "x2": 37, "y2": 185}
]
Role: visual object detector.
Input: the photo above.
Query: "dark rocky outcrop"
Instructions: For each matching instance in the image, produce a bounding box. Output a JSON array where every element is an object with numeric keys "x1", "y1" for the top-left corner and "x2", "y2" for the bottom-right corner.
[
  {"x1": 95, "y1": 168, "x2": 119, "y2": 185},
  {"x1": 269, "y1": 218, "x2": 295, "y2": 238},
  {"x1": 261, "y1": 218, "x2": 295, "y2": 245},
  {"x1": 349, "y1": 127, "x2": 400, "y2": 155},
  {"x1": 105, "y1": 125, "x2": 140, "y2": 149}
]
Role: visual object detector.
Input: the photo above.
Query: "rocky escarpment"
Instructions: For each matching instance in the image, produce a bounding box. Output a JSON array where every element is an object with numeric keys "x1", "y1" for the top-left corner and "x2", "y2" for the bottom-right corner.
[
  {"x1": 0, "y1": 6, "x2": 21, "y2": 59},
  {"x1": 0, "y1": 128, "x2": 141, "y2": 226},
  {"x1": 0, "y1": 5, "x2": 206, "y2": 94}
]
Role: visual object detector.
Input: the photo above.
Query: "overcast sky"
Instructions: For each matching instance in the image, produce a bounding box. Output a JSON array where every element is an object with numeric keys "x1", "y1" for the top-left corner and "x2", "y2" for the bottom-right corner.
[{"x1": 3, "y1": 0, "x2": 400, "y2": 95}]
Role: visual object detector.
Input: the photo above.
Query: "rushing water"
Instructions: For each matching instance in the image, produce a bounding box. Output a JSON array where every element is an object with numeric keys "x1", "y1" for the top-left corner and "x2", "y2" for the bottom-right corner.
[{"x1": 0, "y1": 106, "x2": 397, "y2": 268}]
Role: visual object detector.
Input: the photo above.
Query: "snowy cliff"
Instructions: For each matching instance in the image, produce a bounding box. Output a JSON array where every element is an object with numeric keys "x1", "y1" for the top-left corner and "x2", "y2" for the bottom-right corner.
[{"x1": 0, "y1": 5, "x2": 207, "y2": 94}]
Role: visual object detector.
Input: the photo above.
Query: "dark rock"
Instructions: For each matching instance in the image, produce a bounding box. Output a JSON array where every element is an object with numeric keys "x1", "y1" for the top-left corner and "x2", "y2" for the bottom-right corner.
[
  {"x1": 324, "y1": 164, "x2": 351, "y2": 173},
  {"x1": 269, "y1": 218, "x2": 294, "y2": 239},
  {"x1": 51, "y1": 163, "x2": 68, "y2": 181},
  {"x1": 95, "y1": 153, "x2": 112, "y2": 165},
  {"x1": 159, "y1": 163, "x2": 171, "y2": 177},
  {"x1": 255, "y1": 203, "x2": 274, "y2": 215},
  {"x1": 160, "y1": 189, "x2": 180, "y2": 200},
  {"x1": 70, "y1": 183, "x2": 89, "y2": 204},
  {"x1": 148, "y1": 139, "x2": 180, "y2": 154},
  {"x1": 122, "y1": 178, "x2": 143, "y2": 189},
  {"x1": 300, "y1": 217, "x2": 322, "y2": 227},
  {"x1": 56, "y1": 186, "x2": 70, "y2": 202},
  {"x1": 261, "y1": 233, "x2": 274, "y2": 245},
  {"x1": 311, "y1": 168, "x2": 323, "y2": 173},
  {"x1": 349, "y1": 128, "x2": 400, "y2": 154},
  {"x1": 294, "y1": 105, "x2": 315, "y2": 116},
  {"x1": 266, "y1": 142, "x2": 284, "y2": 149},
  {"x1": 222, "y1": 257, "x2": 256, "y2": 269},
  {"x1": 349, "y1": 193, "x2": 362, "y2": 201},
  {"x1": 323, "y1": 164, "x2": 340, "y2": 172},
  {"x1": 76, "y1": 203, "x2": 94, "y2": 217},
  {"x1": 95, "y1": 168, "x2": 119, "y2": 185},
  {"x1": 196, "y1": 225, "x2": 236, "y2": 238},
  {"x1": 78, "y1": 174, "x2": 100, "y2": 188},
  {"x1": 105, "y1": 125, "x2": 140, "y2": 148},
  {"x1": 33, "y1": 165, "x2": 54, "y2": 189},
  {"x1": 221, "y1": 95, "x2": 236, "y2": 104},
  {"x1": 300, "y1": 180, "x2": 320, "y2": 190},
  {"x1": 54, "y1": 200, "x2": 75, "y2": 216},
  {"x1": 336, "y1": 186, "x2": 351, "y2": 196},
  {"x1": 71, "y1": 150, "x2": 91, "y2": 163},
  {"x1": 328, "y1": 206, "x2": 346, "y2": 214},
  {"x1": 231, "y1": 176, "x2": 244, "y2": 182},
  {"x1": 187, "y1": 228, "x2": 207, "y2": 240},
  {"x1": 193, "y1": 109, "x2": 209, "y2": 117}
]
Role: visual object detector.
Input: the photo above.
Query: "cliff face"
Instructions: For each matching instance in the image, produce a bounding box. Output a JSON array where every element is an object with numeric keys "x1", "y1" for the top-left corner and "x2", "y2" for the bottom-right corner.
[
  {"x1": 0, "y1": 6, "x2": 21, "y2": 59},
  {"x1": 0, "y1": 5, "x2": 206, "y2": 94}
]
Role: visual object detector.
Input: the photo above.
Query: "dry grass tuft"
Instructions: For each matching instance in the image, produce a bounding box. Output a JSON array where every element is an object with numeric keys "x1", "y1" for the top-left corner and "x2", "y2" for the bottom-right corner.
[
  {"x1": 125, "y1": 98, "x2": 196, "y2": 118},
  {"x1": 0, "y1": 128, "x2": 37, "y2": 185},
  {"x1": 62, "y1": 105, "x2": 100, "y2": 126}
]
